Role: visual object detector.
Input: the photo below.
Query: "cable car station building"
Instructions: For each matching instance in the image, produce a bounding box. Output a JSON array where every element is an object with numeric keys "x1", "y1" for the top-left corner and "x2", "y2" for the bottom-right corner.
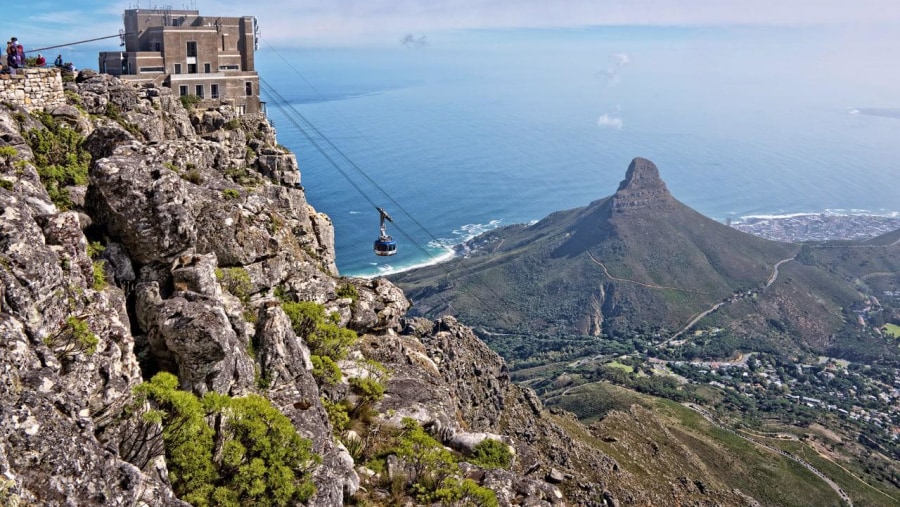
[{"x1": 98, "y1": 9, "x2": 261, "y2": 114}]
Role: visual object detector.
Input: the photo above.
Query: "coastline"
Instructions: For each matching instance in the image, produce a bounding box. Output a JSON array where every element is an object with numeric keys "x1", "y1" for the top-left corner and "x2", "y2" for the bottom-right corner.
[{"x1": 351, "y1": 209, "x2": 900, "y2": 279}]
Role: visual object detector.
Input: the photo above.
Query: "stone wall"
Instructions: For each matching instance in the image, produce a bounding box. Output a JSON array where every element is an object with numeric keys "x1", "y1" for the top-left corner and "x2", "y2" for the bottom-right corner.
[{"x1": 0, "y1": 68, "x2": 65, "y2": 111}]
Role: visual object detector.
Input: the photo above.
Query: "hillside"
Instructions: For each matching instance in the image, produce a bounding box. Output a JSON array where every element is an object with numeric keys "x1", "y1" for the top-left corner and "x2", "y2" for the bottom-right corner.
[
  {"x1": 391, "y1": 158, "x2": 900, "y2": 356},
  {"x1": 390, "y1": 157, "x2": 900, "y2": 503},
  {"x1": 392, "y1": 158, "x2": 796, "y2": 337}
]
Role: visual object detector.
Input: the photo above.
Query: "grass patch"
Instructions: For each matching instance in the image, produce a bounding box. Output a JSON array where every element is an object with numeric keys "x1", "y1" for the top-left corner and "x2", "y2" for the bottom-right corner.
[{"x1": 882, "y1": 323, "x2": 900, "y2": 338}]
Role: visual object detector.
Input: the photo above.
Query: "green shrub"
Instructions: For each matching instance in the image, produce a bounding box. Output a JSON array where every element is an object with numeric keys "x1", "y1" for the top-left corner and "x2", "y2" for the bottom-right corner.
[
  {"x1": 0, "y1": 179, "x2": 12, "y2": 191},
  {"x1": 322, "y1": 397, "x2": 351, "y2": 434},
  {"x1": 0, "y1": 146, "x2": 17, "y2": 160},
  {"x1": 44, "y1": 315, "x2": 99, "y2": 359},
  {"x1": 223, "y1": 188, "x2": 240, "y2": 200},
  {"x1": 180, "y1": 94, "x2": 202, "y2": 110},
  {"x1": 216, "y1": 267, "x2": 253, "y2": 303},
  {"x1": 431, "y1": 477, "x2": 498, "y2": 507},
  {"x1": 395, "y1": 418, "x2": 457, "y2": 497},
  {"x1": 92, "y1": 260, "x2": 108, "y2": 290},
  {"x1": 468, "y1": 439, "x2": 512, "y2": 470},
  {"x1": 224, "y1": 119, "x2": 241, "y2": 130},
  {"x1": 336, "y1": 282, "x2": 359, "y2": 303},
  {"x1": 133, "y1": 372, "x2": 318, "y2": 506},
  {"x1": 86, "y1": 241, "x2": 105, "y2": 258},
  {"x1": 25, "y1": 112, "x2": 91, "y2": 210},
  {"x1": 182, "y1": 169, "x2": 204, "y2": 184},
  {"x1": 311, "y1": 355, "x2": 342, "y2": 386},
  {"x1": 349, "y1": 376, "x2": 385, "y2": 404},
  {"x1": 105, "y1": 103, "x2": 141, "y2": 137},
  {"x1": 282, "y1": 301, "x2": 357, "y2": 361}
]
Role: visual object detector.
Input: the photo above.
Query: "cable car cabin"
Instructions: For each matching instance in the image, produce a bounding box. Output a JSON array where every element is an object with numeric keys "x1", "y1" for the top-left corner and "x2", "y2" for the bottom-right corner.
[
  {"x1": 374, "y1": 236, "x2": 397, "y2": 256},
  {"x1": 374, "y1": 207, "x2": 397, "y2": 256}
]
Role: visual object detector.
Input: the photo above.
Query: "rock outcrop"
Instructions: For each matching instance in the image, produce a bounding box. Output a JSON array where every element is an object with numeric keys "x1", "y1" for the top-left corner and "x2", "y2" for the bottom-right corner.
[{"x1": 612, "y1": 157, "x2": 674, "y2": 212}]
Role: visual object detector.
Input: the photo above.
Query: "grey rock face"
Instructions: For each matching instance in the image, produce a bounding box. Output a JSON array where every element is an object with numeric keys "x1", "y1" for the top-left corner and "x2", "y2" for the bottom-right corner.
[{"x1": 613, "y1": 156, "x2": 674, "y2": 212}]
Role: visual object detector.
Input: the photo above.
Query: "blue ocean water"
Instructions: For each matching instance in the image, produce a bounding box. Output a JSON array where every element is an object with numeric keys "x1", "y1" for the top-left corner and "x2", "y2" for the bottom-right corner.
[{"x1": 255, "y1": 27, "x2": 899, "y2": 277}]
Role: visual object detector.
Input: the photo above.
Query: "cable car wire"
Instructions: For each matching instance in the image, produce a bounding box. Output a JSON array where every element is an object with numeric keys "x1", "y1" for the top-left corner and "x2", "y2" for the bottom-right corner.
[
  {"x1": 258, "y1": 41, "x2": 535, "y2": 337},
  {"x1": 259, "y1": 76, "x2": 433, "y2": 260},
  {"x1": 259, "y1": 40, "x2": 448, "y2": 253}
]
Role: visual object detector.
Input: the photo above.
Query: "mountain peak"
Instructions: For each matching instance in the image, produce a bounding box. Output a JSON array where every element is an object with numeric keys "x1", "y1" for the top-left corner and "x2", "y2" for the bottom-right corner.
[{"x1": 613, "y1": 157, "x2": 673, "y2": 212}]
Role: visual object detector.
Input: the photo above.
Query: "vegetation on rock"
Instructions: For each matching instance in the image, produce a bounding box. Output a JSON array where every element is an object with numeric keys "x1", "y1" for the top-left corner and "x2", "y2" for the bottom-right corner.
[
  {"x1": 133, "y1": 372, "x2": 318, "y2": 506},
  {"x1": 25, "y1": 111, "x2": 91, "y2": 209}
]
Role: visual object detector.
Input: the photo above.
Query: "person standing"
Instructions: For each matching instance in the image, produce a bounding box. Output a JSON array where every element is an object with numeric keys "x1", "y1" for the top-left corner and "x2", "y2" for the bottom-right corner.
[
  {"x1": 6, "y1": 42, "x2": 19, "y2": 75},
  {"x1": 35, "y1": 53, "x2": 46, "y2": 67}
]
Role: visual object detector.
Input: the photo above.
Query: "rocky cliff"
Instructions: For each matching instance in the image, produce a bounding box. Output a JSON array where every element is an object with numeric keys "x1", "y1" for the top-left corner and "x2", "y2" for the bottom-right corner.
[
  {"x1": 0, "y1": 71, "x2": 570, "y2": 506},
  {"x1": 611, "y1": 157, "x2": 674, "y2": 213}
]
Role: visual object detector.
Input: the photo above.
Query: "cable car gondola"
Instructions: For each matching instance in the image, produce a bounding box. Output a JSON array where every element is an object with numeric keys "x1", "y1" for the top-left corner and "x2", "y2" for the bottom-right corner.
[{"x1": 373, "y1": 207, "x2": 397, "y2": 256}]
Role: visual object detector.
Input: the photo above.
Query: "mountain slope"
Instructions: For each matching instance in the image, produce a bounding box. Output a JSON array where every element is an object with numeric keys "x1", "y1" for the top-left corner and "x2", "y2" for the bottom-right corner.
[{"x1": 392, "y1": 157, "x2": 797, "y2": 338}]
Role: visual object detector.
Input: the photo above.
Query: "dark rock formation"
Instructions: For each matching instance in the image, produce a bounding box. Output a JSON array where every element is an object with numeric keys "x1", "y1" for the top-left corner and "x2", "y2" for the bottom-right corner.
[{"x1": 612, "y1": 156, "x2": 674, "y2": 212}]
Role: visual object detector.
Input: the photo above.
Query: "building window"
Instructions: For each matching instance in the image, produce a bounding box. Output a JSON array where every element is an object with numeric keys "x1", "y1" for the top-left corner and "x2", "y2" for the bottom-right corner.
[
  {"x1": 179, "y1": 85, "x2": 188, "y2": 96},
  {"x1": 139, "y1": 66, "x2": 165, "y2": 73},
  {"x1": 219, "y1": 64, "x2": 239, "y2": 71},
  {"x1": 204, "y1": 63, "x2": 211, "y2": 73},
  {"x1": 211, "y1": 84, "x2": 219, "y2": 99},
  {"x1": 195, "y1": 85, "x2": 204, "y2": 98},
  {"x1": 245, "y1": 82, "x2": 252, "y2": 96},
  {"x1": 174, "y1": 63, "x2": 182, "y2": 74},
  {"x1": 154, "y1": 42, "x2": 161, "y2": 51},
  {"x1": 188, "y1": 63, "x2": 197, "y2": 74},
  {"x1": 186, "y1": 41, "x2": 197, "y2": 58}
]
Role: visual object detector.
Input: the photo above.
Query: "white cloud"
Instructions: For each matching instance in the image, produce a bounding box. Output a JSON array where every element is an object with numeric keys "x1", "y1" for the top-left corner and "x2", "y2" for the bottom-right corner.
[
  {"x1": 597, "y1": 113, "x2": 623, "y2": 129},
  {"x1": 604, "y1": 52, "x2": 630, "y2": 85}
]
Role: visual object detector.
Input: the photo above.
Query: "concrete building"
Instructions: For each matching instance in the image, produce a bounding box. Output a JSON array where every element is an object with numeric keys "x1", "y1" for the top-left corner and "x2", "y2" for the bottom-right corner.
[{"x1": 99, "y1": 9, "x2": 262, "y2": 114}]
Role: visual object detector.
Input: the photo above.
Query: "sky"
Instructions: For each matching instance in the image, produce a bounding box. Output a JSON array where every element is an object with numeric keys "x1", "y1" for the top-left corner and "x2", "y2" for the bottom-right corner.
[{"x1": 5, "y1": 0, "x2": 900, "y2": 51}]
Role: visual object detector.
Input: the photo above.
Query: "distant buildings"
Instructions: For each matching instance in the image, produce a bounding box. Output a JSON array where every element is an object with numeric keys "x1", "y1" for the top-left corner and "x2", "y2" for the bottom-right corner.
[{"x1": 98, "y1": 9, "x2": 261, "y2": 114}]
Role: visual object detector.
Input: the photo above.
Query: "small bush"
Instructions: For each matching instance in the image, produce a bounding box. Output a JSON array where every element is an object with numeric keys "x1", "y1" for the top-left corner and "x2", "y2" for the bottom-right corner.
[
  {"x1": 25, "y1": 111, "x2": 91, "y2": 210},
  {"x1": 86, "y1": 241, "x2": 105, "y2": 258},
  {"x1": 216, "y1": 267, "x2": 253, "y2": 303},
  {"x1": 336, "y1": 282, "x2": 359, "y2": 303},
  {"x1": 133, "y1": 372, "x2": 318, "y2": 506},
  {"x1": 311, "y1": 355, "x2": 342, "y2": 386},
  {"x1": 395, "y1": 418, "x2": 457, "y2": 499},
  {"x1": 222, "y1": 188, "x2": 240, "y2": 200},
  {"x1": 182, "y1": 169, "x2": 204, "y2": 185},
  {"x1": 180, "y1": 94, "x2": 202, "y2": 110},
  {"x1": 224, "y1": 119, "x2": 241, "y2": 130},
  {"x1": 431, "y1": 478, "x2": 498, "y2": 507},
  {"x1": 469, "y1": 439, "x2": 512, "y2": 470},
  {"x1": 44, "y1": 315, "x2": 99, "y2": 358},
  {"x1": 0, "y1": 179, "x2": 12, "y2": 191},
  {"x1": 92, "y1": 260, "x2": 108, "y2": 290},
  {"x1": 0, "y1": 146, "x2": 17, "y2": 160},
  {"x1": 282, "y1": 301, "x2": 357, "y2": 361},
  {"x1": 322, "y1": 397, "x2": 351, "y2": 434}
]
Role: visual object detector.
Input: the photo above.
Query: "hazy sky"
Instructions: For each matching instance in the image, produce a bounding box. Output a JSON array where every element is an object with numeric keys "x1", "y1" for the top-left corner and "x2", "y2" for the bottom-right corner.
[{"x1": 8, "y1": 0, "x2": 900, "y2": 49}]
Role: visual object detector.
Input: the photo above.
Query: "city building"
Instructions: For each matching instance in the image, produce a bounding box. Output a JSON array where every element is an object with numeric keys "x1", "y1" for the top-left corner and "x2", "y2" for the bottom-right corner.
[{"x1": 98, "y1": 9, "x2": 262, "y2": 114}]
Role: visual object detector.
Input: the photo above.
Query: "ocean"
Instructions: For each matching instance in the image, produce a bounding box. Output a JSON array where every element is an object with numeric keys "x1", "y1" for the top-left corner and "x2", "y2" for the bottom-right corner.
[{"x1": 254, "y1": 26, "x2": 899, "y2": 277}]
